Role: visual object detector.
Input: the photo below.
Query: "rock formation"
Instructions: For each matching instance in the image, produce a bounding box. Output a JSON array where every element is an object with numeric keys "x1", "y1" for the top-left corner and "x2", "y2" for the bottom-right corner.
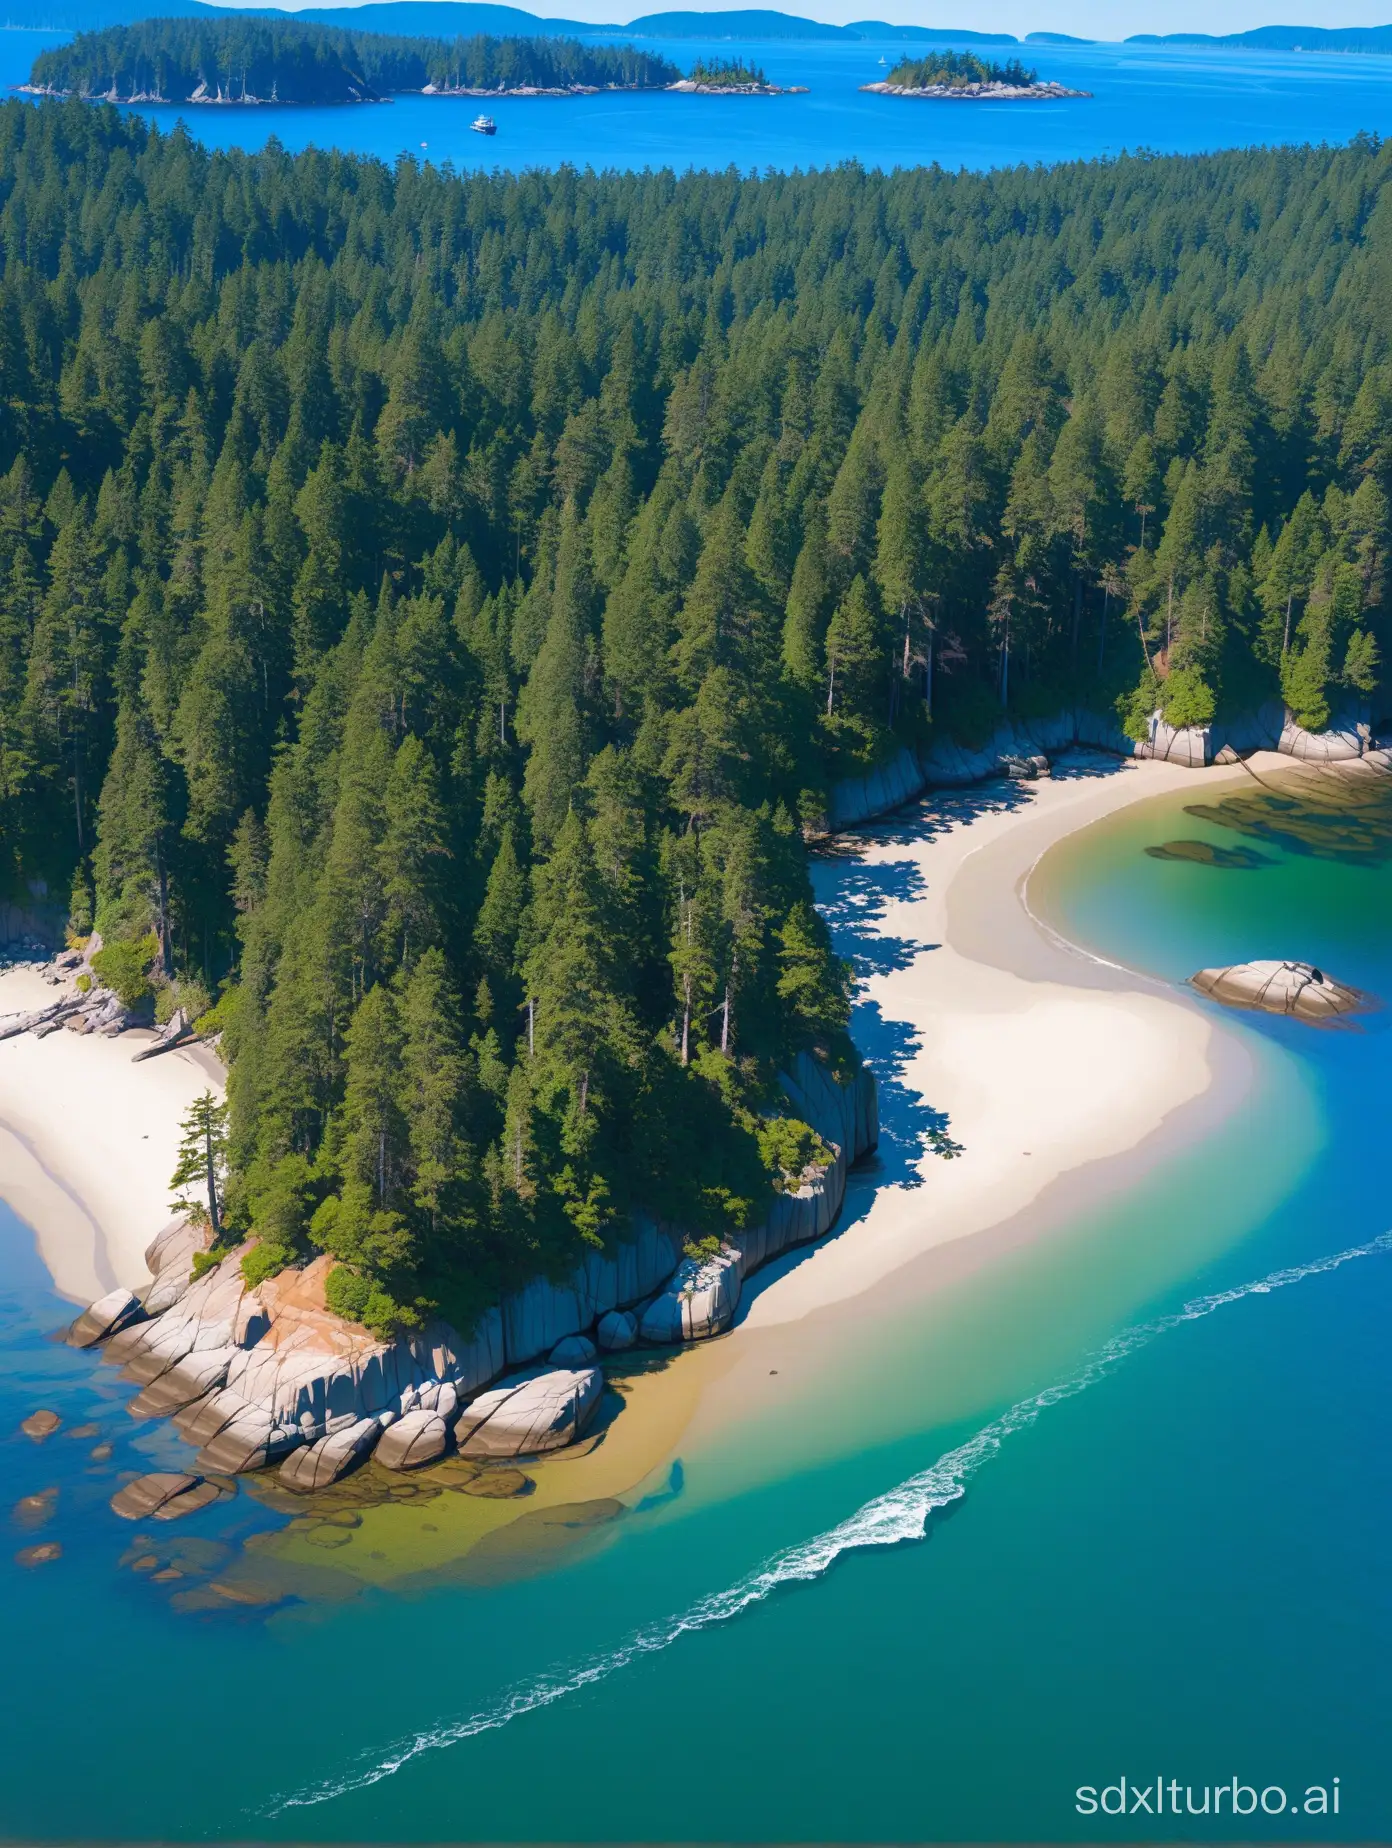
[
  {"x1": 454, "y1": 1366, "x2": 603, "y2": 1457},
  {"x1": 821, "y1": 702, "x2": 1389, "y2": 835},
  {"x1": 66, "y1": 1287, "x2": 145, "y2": 1348},
  {"x1": 1190, "y1": 960, "x2": 1364, "y2": 1022},
  {"x1": 375, "y1": 1407, "x2": 450, "y2": 1470},
  {"x1": 63, "y1": 1051, "x2": 879, "y2": 1487},
  {"x1": 109, "y1": 1472, "x2": 233, "y2": 1521}
]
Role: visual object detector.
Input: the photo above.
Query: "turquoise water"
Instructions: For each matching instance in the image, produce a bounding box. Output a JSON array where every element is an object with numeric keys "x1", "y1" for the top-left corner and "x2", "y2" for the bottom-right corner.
[
  {"x1": 2, "y1": 760, "x2": 1390, "y2": 1840},
  {"x1": 6, "y1": 30, "x2": 1392, "y2": 171}
]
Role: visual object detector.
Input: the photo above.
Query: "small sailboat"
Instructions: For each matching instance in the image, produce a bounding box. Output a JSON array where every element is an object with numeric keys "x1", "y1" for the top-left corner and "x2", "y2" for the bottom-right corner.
[
  {"x1": 471, "y1": 113, "x2": 497, "y2": 135},
  {"x1": 878, "y1": 54, "x2": 887, "y2": 64}
]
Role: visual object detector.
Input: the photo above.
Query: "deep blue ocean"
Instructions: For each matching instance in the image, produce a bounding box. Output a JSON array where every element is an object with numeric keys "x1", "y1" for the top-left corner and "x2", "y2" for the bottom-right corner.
[
  {"x1": 5, "y1": 28, "x2": 1392, "y2": 171},
  {"x1": 1, "y1": 763, "x2": 1389, "y2": 1841}
]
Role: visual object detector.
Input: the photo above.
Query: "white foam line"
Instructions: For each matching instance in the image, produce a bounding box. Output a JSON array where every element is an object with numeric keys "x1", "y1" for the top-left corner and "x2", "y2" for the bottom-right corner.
[{"x1": 265, "y1": 1228, "x2": 1392, "y2": 1818}]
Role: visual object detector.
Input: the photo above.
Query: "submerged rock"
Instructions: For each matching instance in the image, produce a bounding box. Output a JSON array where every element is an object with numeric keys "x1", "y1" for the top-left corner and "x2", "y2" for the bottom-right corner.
[
  {"x1": 1145, "y1": 839, "x2": 1272, "y2": 870},
  {"x1": 109, "y1": 1472, "x2": 199, "y2": 1519},
  {"x1": 13, "y1": 1488, "x2": 58, "y2": 1527},
  {"x1": 455, "y1": 1366, "x2": 602, "y2": 1458},
  {"x1": 16, "y1": 1542, "x2": 62, "y2": 1567},
  {"x1": 109, "y1": 1471, "x2": 233, "y2": 1522},
  {"x1": 1190, "y1": 960, "x2": 1364, "y2": 1022}
]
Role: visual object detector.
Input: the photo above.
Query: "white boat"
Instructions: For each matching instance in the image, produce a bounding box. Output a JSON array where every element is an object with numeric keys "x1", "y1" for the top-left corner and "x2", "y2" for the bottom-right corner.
[{"x1": 471, "y1": 114, "x2": 497, "y2": 135}]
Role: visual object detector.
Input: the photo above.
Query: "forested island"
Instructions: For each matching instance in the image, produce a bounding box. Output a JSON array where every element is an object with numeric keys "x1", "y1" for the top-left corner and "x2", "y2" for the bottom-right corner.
[
  {"x1": 862, "y1": 50, "x2": 1090, "y2": 100},
  {"x1": 668, "y1": 56, "x2": 804, "y2": 94},
  {"x1": 0, "y1": 101, "x2": 1388, "y2": 1334},
  {"x1": 24, "y1": 19, "x2": 680, "y2": 106}
]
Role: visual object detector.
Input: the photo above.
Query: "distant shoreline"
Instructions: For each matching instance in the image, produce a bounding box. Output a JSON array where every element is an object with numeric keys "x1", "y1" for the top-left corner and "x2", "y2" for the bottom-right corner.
[{"x1": 12, "y1": 80, "x2": 684, "y2": 105}]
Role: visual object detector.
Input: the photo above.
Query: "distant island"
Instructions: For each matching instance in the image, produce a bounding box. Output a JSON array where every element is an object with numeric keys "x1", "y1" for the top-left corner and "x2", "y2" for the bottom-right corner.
[
  {"x1": 668, "y1": 55, "x2": 806, "y2": 93},
  {"x1": 24, "y1": 18, "x2": 681, "y2": 105},
  {"x1": 862, "y1": 50, "x2": 1091, "y2": 101}
]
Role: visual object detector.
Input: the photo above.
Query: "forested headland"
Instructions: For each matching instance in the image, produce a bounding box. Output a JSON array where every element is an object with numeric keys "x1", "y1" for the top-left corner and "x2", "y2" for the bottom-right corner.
[
  {"x1": 26, "y1": 20, "x2": 681, "y2": 105},
  {"x1": 0, "y1": 101, "x2": 1388, "y2": 1330}
]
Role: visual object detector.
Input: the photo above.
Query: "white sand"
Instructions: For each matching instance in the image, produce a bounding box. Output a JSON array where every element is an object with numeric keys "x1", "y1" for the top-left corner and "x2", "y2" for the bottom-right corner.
[
  {"x1": 0, "y1": 965, "x2": 224, "y2": 1303},
  {"x1": 740, "y1": 751, "x2": 1288, "y2": 1328}
]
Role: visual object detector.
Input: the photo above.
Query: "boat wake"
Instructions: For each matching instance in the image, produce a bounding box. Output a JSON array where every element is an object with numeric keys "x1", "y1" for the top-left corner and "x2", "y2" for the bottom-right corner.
[{"x1": 265, "y1": 1228, "x2": 1392, "y2": 1817}]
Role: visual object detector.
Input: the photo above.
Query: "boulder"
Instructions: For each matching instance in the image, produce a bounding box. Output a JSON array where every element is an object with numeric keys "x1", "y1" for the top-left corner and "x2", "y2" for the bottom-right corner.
[
  {"x1": 1190, "y1": 960, "x2": 1363, "y2": 1023},
  {"x1": 548, "y1": 1334, "x2": 596, "y2": 1366},
  {"x1": 151, "y1": 1477, "x2": 232, "y2": 1521},
  {"x1": 455, "y1": 1367, "x2": 602, "y2": 1458},
  {"x1": 375, "y1": 1408, "x2": 448, "y2": 1471},
  {"x1": 640, "y1": 1247, "x2": 742, "y2": 1343},
  {"x1": 66, "y1": 1287, "x2": 144, "y2": 1348},
  {"x1": 278, "y1": 1417, "x2": 383, "y2": 1492},
  {"x1": 194, "y1": 1412, "x2": 301, "y2": 1475},
  {"x1": 20, "y1": 1409, "x2": 61, "y2": 1441},
  {"x1": 595, "y1": 1310, "x2": 637, "y2": 1353},
  {"x1": 110, "y1": 1472, "x2": 200, "y2": 1519}
]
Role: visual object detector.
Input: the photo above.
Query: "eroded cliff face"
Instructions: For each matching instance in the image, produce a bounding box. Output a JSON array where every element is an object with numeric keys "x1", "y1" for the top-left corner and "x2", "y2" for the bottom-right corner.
[{"x1": 69, "y1": 1051, "x2": 878, "y2": 1494}]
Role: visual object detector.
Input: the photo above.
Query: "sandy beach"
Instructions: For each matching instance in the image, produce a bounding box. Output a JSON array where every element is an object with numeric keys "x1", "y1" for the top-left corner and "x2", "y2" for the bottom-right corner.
[
  {"x1": 743, "y1": 751, "x2": 1259, "y2": 1327},
  {"x1": 0, "y1": 964, "x2": 224, "y2": 1303}
]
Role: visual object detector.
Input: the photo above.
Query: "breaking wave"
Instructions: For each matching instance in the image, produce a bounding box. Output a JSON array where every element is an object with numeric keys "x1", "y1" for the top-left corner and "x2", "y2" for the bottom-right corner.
[{"x1": 267, "y1": 1227, "x2": 1392, "y2": 1816}]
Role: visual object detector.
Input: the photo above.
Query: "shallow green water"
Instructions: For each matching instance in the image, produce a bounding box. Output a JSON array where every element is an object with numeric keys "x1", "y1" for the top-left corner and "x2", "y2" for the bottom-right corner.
[{"x1": 1, "y1": 761, "x2": 1388, "y2": 1841}]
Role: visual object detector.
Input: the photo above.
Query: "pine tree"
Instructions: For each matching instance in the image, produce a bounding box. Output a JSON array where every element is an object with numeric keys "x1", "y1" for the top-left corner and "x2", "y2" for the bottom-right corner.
[{"x1": 170, "y1": 1091, "x2": 230, "y2": 1238}]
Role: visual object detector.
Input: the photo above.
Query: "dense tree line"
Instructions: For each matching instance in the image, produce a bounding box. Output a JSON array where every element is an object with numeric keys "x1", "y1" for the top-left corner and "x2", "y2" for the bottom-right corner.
[
  {"x1": 1, "y1": 102, "x2": 1389, "y2": 1328},
  {"x1": 885, "y1": 52, "x2": 1038, "y2": 88},
  {"x1": 29, "y1": 20, "x2": 680, "y2": 105},
  {"x1": 685, "y1": 58, "x2": 770, "y2": 87}
]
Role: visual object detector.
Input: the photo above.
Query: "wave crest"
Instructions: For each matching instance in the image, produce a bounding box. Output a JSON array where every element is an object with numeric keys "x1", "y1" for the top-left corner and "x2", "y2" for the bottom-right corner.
[{"x1": 267, "y1": 1228, "x2": 1392, "y2": 1816}]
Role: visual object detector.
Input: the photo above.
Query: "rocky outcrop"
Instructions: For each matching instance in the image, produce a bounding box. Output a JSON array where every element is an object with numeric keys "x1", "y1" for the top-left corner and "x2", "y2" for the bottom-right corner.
[
  {"x1": 640, "y1": 1050, "x2": 879, "y2": 1343},
  {"x1": 109, "y1": 1472, "x2": 232, "y2": 1521},
  {"x1": 821, "y1": 702, "x2": 1388, "y2": 835},
  {"x1": 20, "y1": 1409, "x2": 61, "y2": 1440},
  {"x1": 1191, "y1": 960, "x2": 1364, "y2": 1023},
  {"x1": 67, "y1": 1058, "x2": 878, "y2": 1477},
  {"x1": 66, "y1": 1286, "x2": 144, "y2": 1348},
  {"x1": 142, "y1": 1218, "x2": 214, "y2": 1315},
  {"x1": 640, "y1": 1246, "x2": 741, "y2": 1342},
  {"x1": 455, "y1": 1366, "x2": 603, "y2": 1458}
]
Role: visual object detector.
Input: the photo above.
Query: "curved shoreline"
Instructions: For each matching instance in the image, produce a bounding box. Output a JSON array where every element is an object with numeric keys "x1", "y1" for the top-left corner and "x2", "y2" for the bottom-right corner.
[{"x1": 0, "y1": 963, "x2": 224, "y2": 1303}]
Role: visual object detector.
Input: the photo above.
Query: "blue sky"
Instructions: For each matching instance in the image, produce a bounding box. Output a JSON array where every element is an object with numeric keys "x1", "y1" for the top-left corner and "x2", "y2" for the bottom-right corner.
[{"x1": 257, "y1": 0, "x2": 1392, "y2": 41}]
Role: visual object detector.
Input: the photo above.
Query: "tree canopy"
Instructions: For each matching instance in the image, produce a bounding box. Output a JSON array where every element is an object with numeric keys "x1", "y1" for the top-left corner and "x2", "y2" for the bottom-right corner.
[
  {"x1": 1, "y1": 99, "x2": 1388, "y2": 1328},
  {"x1": 29, "y1": 21, "x2": 680, "y2": 104}
]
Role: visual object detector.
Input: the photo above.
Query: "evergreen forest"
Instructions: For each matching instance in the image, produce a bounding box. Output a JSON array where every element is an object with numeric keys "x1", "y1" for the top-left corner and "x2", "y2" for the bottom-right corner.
[
  {"x1": 884, "y1": 52, "x2": 1039, "y2": 88},
  {"x1": 29, "y1": 20, "x2": 680, "y2": 105},
  {"x1": 0, "y1": 99, "x2": 1388, "y2": 1328}
]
